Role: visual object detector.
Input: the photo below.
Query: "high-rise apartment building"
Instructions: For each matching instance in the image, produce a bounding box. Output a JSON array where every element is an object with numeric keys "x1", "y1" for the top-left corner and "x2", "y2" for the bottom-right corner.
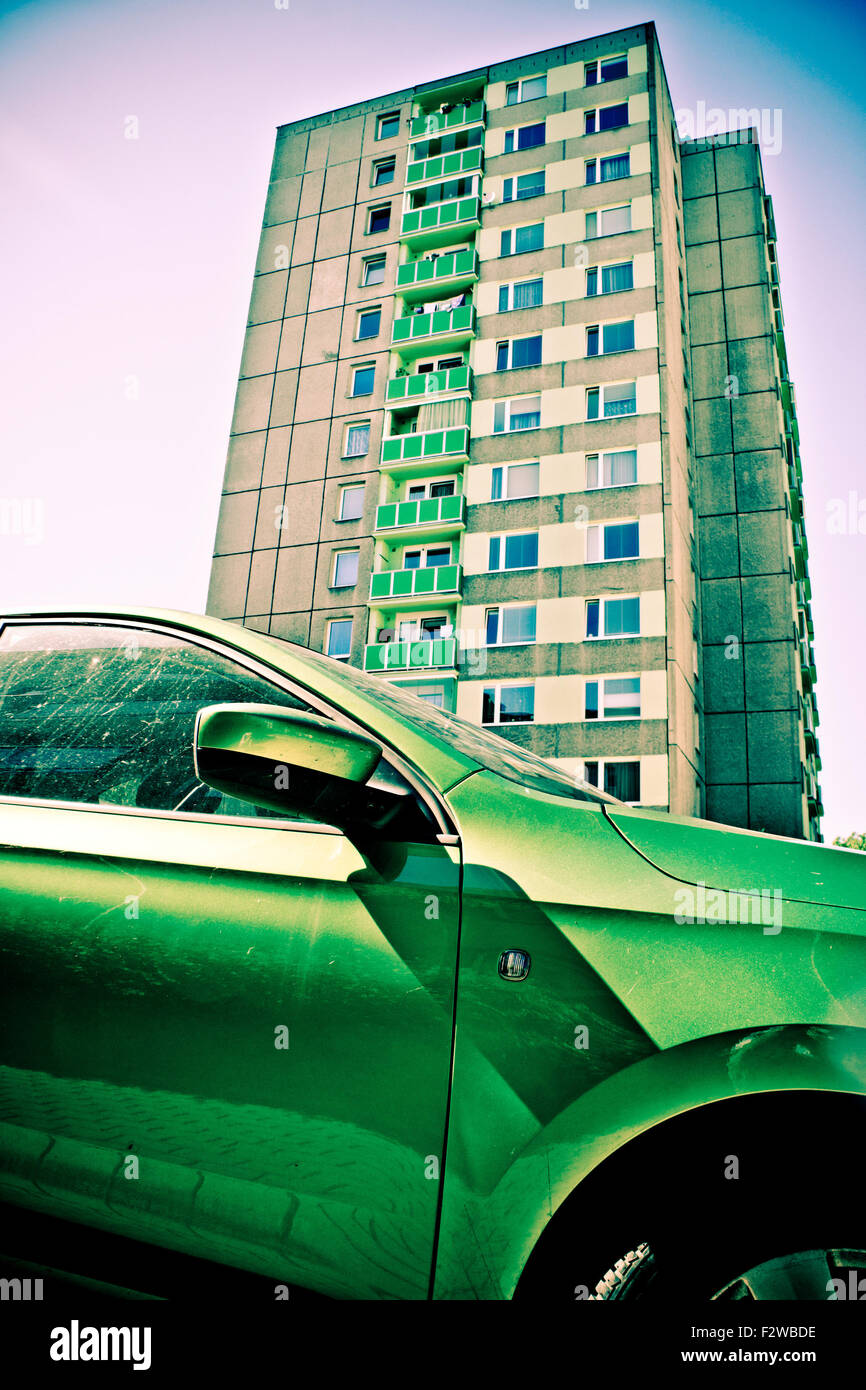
[{"x1": 206, "y1": 21, "x2": 821, "y2": 840}]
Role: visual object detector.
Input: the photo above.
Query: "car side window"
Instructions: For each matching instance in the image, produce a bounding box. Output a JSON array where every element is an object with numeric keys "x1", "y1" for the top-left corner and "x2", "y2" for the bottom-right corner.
[{"x1": 0, "y1": 622, "x2": 316, "y2": 819}]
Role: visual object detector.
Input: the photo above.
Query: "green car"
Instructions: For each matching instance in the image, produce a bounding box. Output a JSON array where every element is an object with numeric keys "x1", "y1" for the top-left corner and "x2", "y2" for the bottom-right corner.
[{"x1": 1, "y1": 608, "x2": 866, "y2": 1303}]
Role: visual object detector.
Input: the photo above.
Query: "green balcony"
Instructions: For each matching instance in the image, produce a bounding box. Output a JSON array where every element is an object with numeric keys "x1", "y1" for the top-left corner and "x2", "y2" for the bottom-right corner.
[
  {"x1": 391, "y1": 304, "x2": 475, "y2": 357},
  {"x1": 381, "y1": 425, "x2": 470, "y2": 477},
  {"x1": 799, "y1": 637, "x2": 816, "y2": 691},
  {"x1": 386, "y1": 364, "x2": 472, "y2": 409},
  {"x1": 409, "y1": 100, "x2": 485, "y2": 140},
  {"x1": 369, "y1": 562, "x2": 461, "y2": 609},
  {"x1": 396, "y1": 248, "x2": 479, "y2": 304},
  {"x1": 375, "y1": 493, "x2": 465, "y2": 541},
  {"x1": 364, "y1": 636, "x2": 458, "y2": 673},
  {"x1": 407, "y1": 145, "x2": 483, "y2": 186},
  {"x1": 400, "y1": 196, "x2": 481, "y2": 250}
]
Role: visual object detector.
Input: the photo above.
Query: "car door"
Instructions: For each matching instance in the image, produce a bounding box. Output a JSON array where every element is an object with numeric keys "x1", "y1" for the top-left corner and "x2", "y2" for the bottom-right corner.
[{"x1": 0, "y1": 617, "x2": 460, "y2": 1300}]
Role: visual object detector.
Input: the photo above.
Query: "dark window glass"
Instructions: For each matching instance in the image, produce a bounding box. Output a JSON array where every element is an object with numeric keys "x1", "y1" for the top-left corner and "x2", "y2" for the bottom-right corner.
[
  {"x1": 518, "y1": 122, "x2": 545, "y2": 150},
  {"x1": 605, "y1": 761, "x2": 640, "y2": 801},
  {"x1": 368, "y1": 205, "x2": 391, "y2": 234},
  {"x1": 587, "y1": 326, "x2": 599, "y2": 357},
  {"x1": 514, "y1": 223, "x2": 543, "y2": 254},
  {"x1": 599, "y1": 103, "x2": 629, "y2": 131},
  {"x1": 504, "y1": 532, "x2": 538, "y2": 569},
  {"x1": 511, "y1": 336, "x2": 541, "y2": 369},
  {"x1": 357, "y1": 308, "x2": 381, "y2": 340},
  {"x1": 499, "y1": 686, "x2": 534, "y2": 723},
  {"x1": 604, "y1": 521, "x2": 639, "y2": 560},
  {"x1": 0, "y1": 625, "x2": 310, "y2": 816},
  {"x1": 481, "y1": 687, "x2": 496, "y2": 724},
  {"x1": 378, "y1": 113, "x2": 401, "y2": 140},
  {"x1": 496, "y1": 342, "x2": 509, "y2": 371},
  {"x1": 585, "y1": 600, "x2": 600, "y2": 637}
]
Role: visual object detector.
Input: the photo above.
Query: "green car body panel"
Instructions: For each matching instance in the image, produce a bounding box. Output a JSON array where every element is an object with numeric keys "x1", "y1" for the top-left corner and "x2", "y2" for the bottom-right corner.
[{"x1": 0, "y1": 607, "x2": 865, "y2": 1300}]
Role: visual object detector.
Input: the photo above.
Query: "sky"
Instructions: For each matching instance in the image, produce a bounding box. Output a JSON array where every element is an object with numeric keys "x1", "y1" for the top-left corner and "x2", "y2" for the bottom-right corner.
[{"x1": 1, "y1": 0, "x2": 864, "y2": 839}]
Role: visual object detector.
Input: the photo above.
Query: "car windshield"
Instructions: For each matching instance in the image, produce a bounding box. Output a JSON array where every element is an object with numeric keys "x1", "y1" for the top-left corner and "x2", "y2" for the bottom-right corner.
[{"x1": 257, "y1": 633, "x2": 615, "y2": 806}]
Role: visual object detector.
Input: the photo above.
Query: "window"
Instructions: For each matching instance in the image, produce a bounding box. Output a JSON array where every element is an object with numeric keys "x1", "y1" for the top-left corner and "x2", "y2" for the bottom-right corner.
[
  {"x1": 408, "y1": 175, "x2": 475, "y2": 209},
  {"x1": 412, "y1": 684, "x2": 447, "y2": 708},
  {"x1": 585, "y1": 205, "x2": 631, "y2": 238},
  {"x1": 505, "y1": 75, "x2": 547, "y2": 105},
  {"x1": 491, "y1": 461, "x2": 539, "y2": 500},
  {"x1": 0, "y1": 623, "x2": 312, "y2": 814},
  {"x1": 367, "y1": 204, "x2": 391, "y2": 234},
  {"x1": 410, "y1": 127, "x2": 483, "y2": 162},
  {"x1": 585, "y1": 449, "x2": 637, "y2": 489},
  {"x1": 332, "y1": 550, "x2": 360, "y2": 588},
  {"x1": 351, "y1": 364, "x2": 375, "y2": 397},
  {"x1": 606, "y1": 761, "x2": 640, "y2": 801},
  {"x1": 485, "y1": 604, "x2": 537, "y2": 646},
  {"x1": 339, "y1": 485, "x2": 365, "y2": 521},
  {"x1": 377, "y1": 112, "x2": 401, "y2": 140},
  {"x1": 326, "y1": 619, "x2": 354, "y2": 661},
  {"x1": 585, "y1": 55, "x2": 628, "y2": 85},
  {"x1": 482, "y1": 684, "x2": 535, "y2": 725},
  {"x1": 488, "y1": 532, "x2": 538, "y2": 571},
  {"x1": 502, "y1": 171, "x2": 545, "y2": 202},
  {"x1": 499, "y1": 278, "x2": 543, "y2": 312},
  {"x1": 493, "y1": 396, "x2": 541, "y2": 432},
  {"x1": 584, "y1": 103, "x2": 629, "y2": 135},
  {"x1": 405, "y1": 478, "x2": 456, "y2": 501},
  {"x1": 373, "y1": 157, "x2": 396, "y2": 186},
  {"x1": 585, "y1": 153, "x2": 630, "y2": 185},
  {"x1": 343, "y1": 421, "x2": 370, "y2": 457},
  {"x1": 586, "y1": 320, "x2": 635, "y2": 355},
  {"x1": 356, "y1": 307, "x2": 381, "y2": 341},
  {"x1": 585, "y1": 676, "x2": 641, "y2": 720},
  {"x1": 585, "y1": 521, "x2": 640, "y2": 562},
  {"x1": 500, "y1": 223, "x2": 544, "y2": 257},
  {"x1": 503, "y1": 122, "x2": 546, "y2": 153},
  {"x1": 496, "y1": 336, "x2": 542, "y2": 371},
  {"x1": 403, "y1": 544, "x2": 451, "y2": 569},
  {"x1": 585, "y1": 596, "x2": 640, "y2": 638},
  {"x1": 362, "y1": 255, "x2": 386, "y2": 286},
  {"x1": 586, "y1": 261, "x2": 633, "y2": 296},
  {"x1": 586, "y1": 381, "x2": 636, "y2": 419}
]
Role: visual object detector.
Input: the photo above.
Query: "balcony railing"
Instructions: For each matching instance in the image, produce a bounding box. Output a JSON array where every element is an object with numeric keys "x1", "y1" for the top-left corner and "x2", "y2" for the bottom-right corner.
[
  {"x1": 364, "y1": 636, "x2": 458, "y2": 673},
  {"x1": 407, "y1": 145, "x2": 483, "y2": 186},
  {"x1": 381, "y1": 425, "x2": 470, "y2": 471},
  {"x1": 375, "y1": 493, "x2": 465, "y2": 536},
  {"x1": 391, "y1": 303, "x2": 475, "y2": 354},
  {"x1": 409, "y1": 100, "x2": 485, "y2": 140},
  {"x1": 386, "y1": 364, "x2": 472, "y2": 407},
  {"x1": 369, "y1": 562, "x2": 462, "y2": 604},
  {"x1": 799, "y1": 637, "x2": 816, "y2": 690},
  {"x1": 396, "y1": 247, "x2": 479, "y2": 301},
  {"x1": 400, "y1": 196, "x2": 481, "y2": 248}
]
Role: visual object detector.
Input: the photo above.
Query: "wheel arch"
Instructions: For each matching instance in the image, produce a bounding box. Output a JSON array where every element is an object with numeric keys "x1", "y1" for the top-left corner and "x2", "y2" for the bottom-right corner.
[{"x1": 435, "y1": 1023, "x2": 866, "y2": 1299}]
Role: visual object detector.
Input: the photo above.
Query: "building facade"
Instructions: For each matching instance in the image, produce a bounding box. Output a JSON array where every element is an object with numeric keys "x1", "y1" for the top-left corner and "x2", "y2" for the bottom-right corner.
[{"x1": 206, "y1": 21, "x2": 821, "y2": 839}]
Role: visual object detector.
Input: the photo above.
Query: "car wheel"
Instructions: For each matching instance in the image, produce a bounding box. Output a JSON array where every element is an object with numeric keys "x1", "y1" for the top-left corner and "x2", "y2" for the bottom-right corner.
[{"x1": 591, "y1": 1242, "x2": 866, "y2": 1301}]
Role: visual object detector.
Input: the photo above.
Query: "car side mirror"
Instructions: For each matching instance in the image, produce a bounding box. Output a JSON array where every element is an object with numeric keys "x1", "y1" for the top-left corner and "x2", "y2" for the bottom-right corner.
[{"x1": 194, "y1": 703, "x2": 383, "y2": 821}]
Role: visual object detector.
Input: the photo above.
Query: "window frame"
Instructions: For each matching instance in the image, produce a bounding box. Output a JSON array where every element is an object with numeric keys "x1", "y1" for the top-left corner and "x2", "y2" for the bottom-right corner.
[
  {"x1": 498, "y1": 277, "x2": 543, "y2": 312},
  {"x1": 585, "y1": 260, "x2": 634, "y2": 297},
  {"x1": 505, "y1": 75, "x2": 547, "y2": 105},
  {"x1": 350, "y1": 364, "x2": 376, "y2": 398},
  {"x1": 372, "y1": 156, "x2": 397, "y2": 187},
  {"x1": 487, "y1": 530, "x2": 539, "y2": 573},
  {"x1": 503, "y1": 121, "x2": 546, "y2": 154},
  {"x1": 338, "y1": 484, "x2": 366, "y2": 521},
  {"x1": 484, "y1": 603, "x2": 538, "y2": 648},
  {"x1": 495, "y1": 335, "x2": 543, "y2": 372},
  {"x1": 493, "y1": 395, "x2": 542, "y2": 433},
  {"x1": 355, "y1": 306, "x2": 382, "y2": 342},
  {"x1": 376, "y1": 111, "x2": 401, "y2": 141},
  {"x1": 325, "y1": 617, "x2": 354, "y2": 661},
  {"x1": 584, "y1": 151, "x2": 631, "y2": 186},
  {"x1": 499, "y1": 222, "x2": 544, "y2": 258},
  {"x1": 584, "y1": 55, "x2": 629, "y2": 86},
  {"x1": 585, "y1": 204, "x2": 632, "y2": 239},
  {"x1": 584, "y1": 675, "x2": 642, "y2": 721},
  {"x1": 585, "y1": 520, "x2": 640, "y2": 564},
  {"x1": 342, "y1": 420, "x2": 371, "y2": 459},
  {"x1": 331, "y1": 548, "x2": 361, "y2": 589},
  {"x1": 366, "y1": 204, "x2": 392, "y2": 235},
  {"x1": 0, "y1": 616, "x2": 453, "y2": 837},
  {"x1": 502, "y1": 169, "x2": 546, "y2": 203},
  {"x1": 585, "y1": 448, "x2": 638, "y2": 490},
  {"x1": 362, "y1": 255, "x2": 387, "y2": 287},
  {"x1": 481, "y1": 682, "x2": 536, "y2": 726},
  {"x1": 584, "y1": 595, "x2": 641, "y2": 639},
  {"x1": 490, "y1": 460, "x2": 540, "y2": 501}
]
